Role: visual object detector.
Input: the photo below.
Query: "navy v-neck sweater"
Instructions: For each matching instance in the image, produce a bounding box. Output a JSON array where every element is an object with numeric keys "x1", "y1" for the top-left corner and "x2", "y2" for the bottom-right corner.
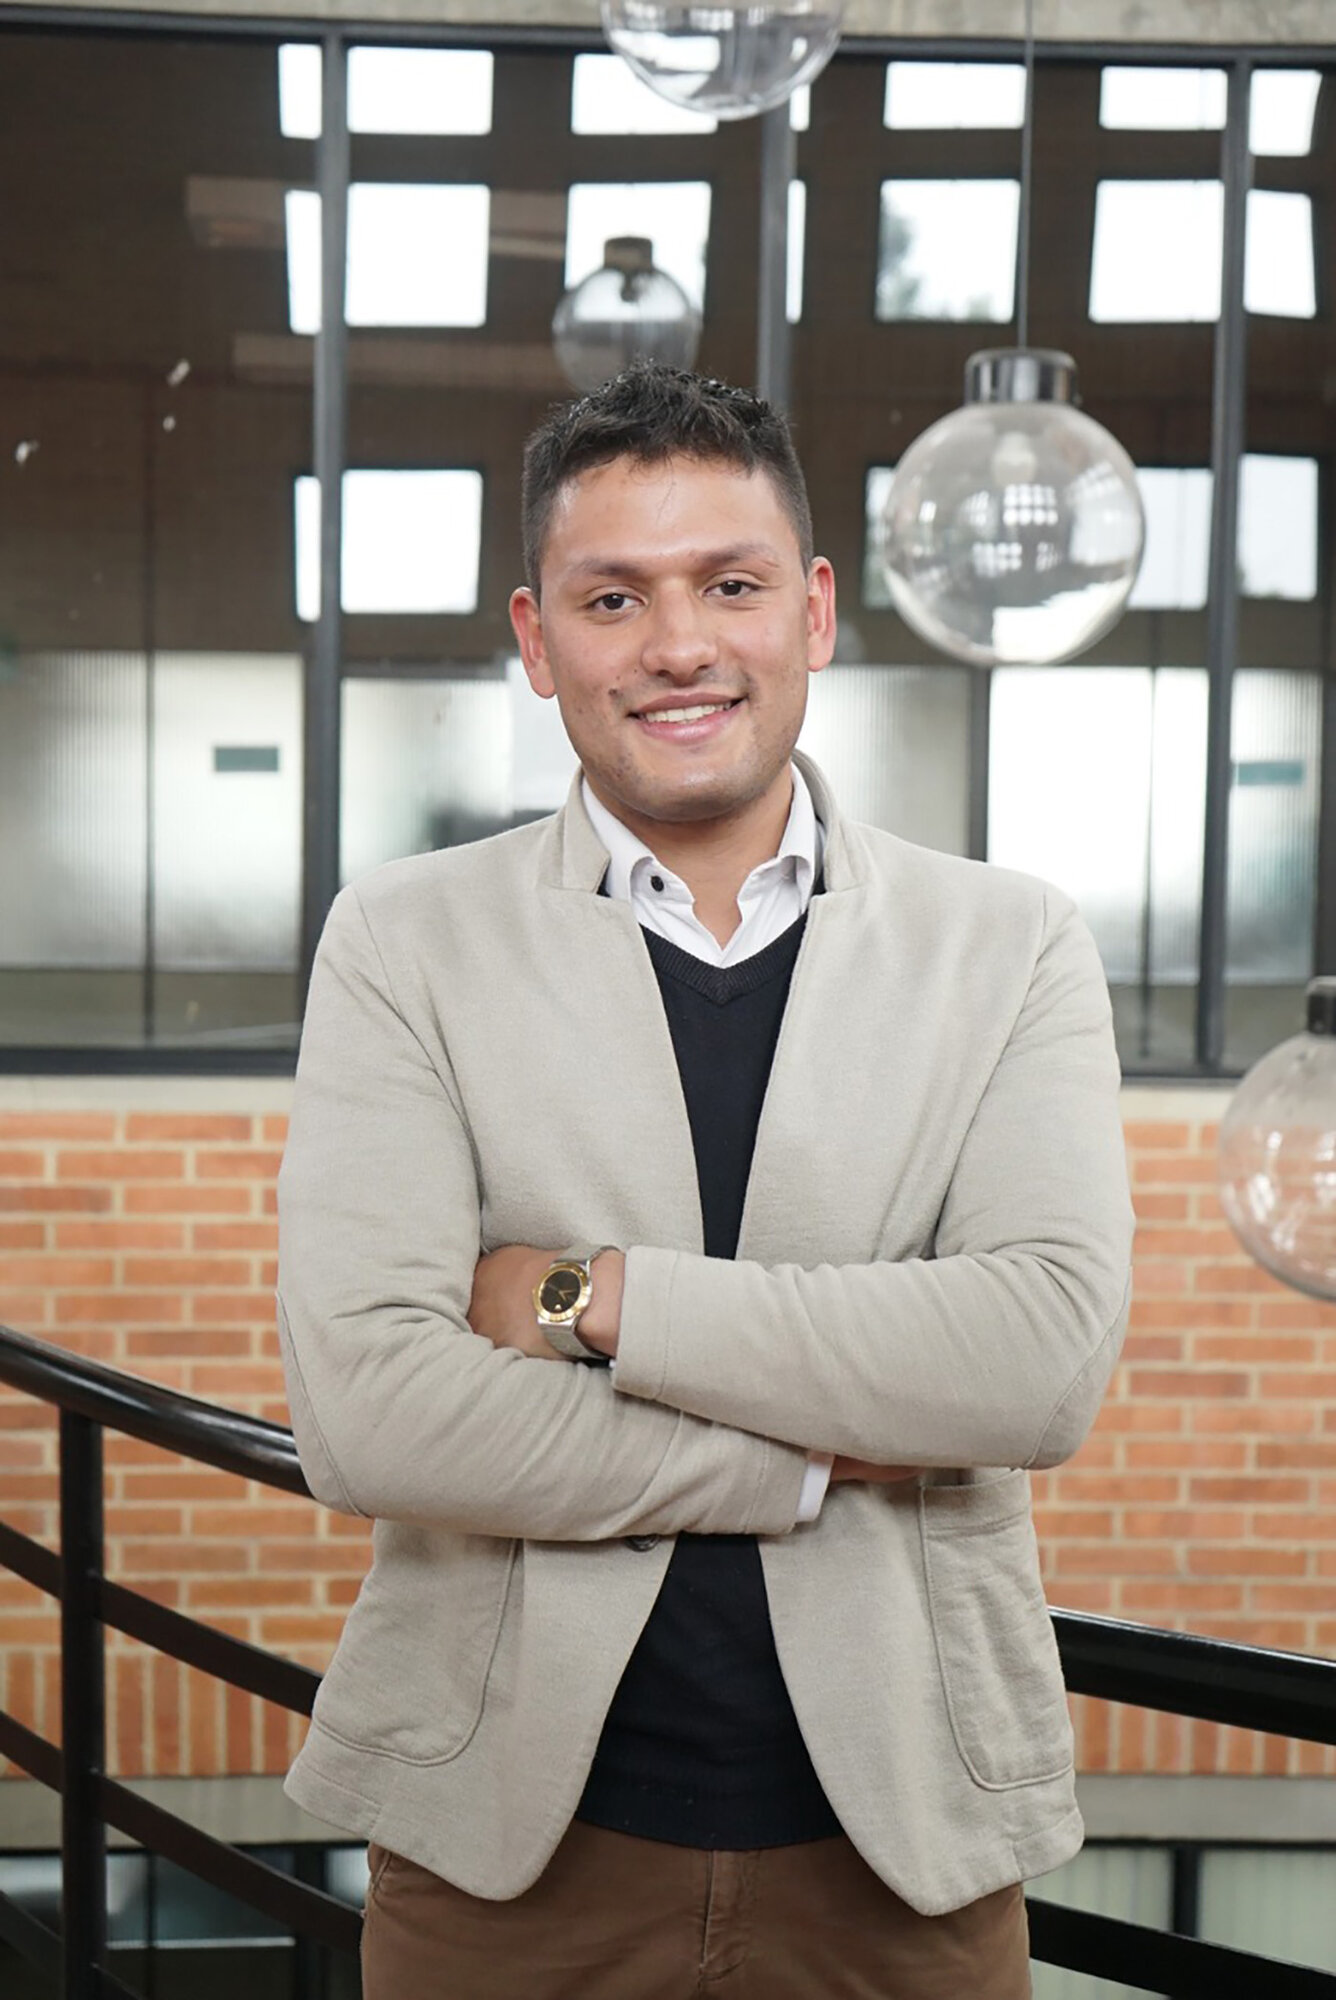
[{"x1": 575, "y1": 914, "x2": 842, "y2": 1850}]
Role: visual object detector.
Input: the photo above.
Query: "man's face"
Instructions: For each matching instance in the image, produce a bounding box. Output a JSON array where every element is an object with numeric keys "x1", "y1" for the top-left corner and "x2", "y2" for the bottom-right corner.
[{"x1": 509, "y1": 453, "x2": 836, "y2": 841}]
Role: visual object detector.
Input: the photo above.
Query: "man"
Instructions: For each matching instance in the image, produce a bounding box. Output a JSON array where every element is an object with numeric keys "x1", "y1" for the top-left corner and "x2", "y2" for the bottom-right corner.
[{"x1": 276, "y1": 365, "x2": 1134, "y2": 2000}]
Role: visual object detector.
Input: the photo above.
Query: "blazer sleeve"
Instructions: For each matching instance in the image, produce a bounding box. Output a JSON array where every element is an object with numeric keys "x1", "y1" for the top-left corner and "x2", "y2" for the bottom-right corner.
[
  {"x1": 611, "y1": 888, "x2": 1135, "y2": 1470},
  {"x1": 275, "y1": 883, "x2": 809, "y2": 1540}
]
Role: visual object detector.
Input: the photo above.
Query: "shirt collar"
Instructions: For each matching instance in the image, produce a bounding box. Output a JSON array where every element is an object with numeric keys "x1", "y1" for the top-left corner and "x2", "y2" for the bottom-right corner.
[{"x1": 581, "y1": 765, "x2": 823, "y2": 910}]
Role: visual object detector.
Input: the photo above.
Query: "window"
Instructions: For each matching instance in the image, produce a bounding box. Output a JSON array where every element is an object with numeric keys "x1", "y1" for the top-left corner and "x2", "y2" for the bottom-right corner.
[
  {"x1": 884, "y1": 61, "x2": 1025, "y2": 129},
  {"x1": 1090, "y1": 181, "x2": 1223, "y2": 321},
  {"x1": 876, "y1": 181, "x2": 1019, "y2": 321},
  {"x1": 1250, "y1": 69, "x2": 1322, "y2": 154},
  {"x1": 284, "y1": 185, "x2": 492, "y2": 333},
  {"x1": 294, "y1": 471, "x2": 484, "y2": 619},
  {"x1": 565, "y1": 182, "x2": 712, "y2": 309},
  {"x1": 278, "y1": 44, "x2": 495, "y2": 137},
  {"x1": 1245, "y1": 191, "x2": 1316, "y2": 318},
  {"x1": 571, "y1": 53, "x2": 717, "y2": 134},
  {"x1": 1099, "y1": 65, "x2": 1227, "y2": 130}
]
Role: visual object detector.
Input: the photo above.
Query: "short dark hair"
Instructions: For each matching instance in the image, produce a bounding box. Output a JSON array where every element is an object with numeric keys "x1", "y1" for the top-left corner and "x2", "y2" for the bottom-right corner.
[{"x1": 520, "y1": 363, "x2": 814, "y2": 591}]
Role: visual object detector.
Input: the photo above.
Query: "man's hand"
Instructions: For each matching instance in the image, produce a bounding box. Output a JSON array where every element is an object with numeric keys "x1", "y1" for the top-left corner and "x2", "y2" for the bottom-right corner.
[
  {"x1": 828, "y1": 1458, "x2": 922, "y2": 1485},
  {"x1": 467, "y1": 1246, "x2": 626, "y2": 1360}
]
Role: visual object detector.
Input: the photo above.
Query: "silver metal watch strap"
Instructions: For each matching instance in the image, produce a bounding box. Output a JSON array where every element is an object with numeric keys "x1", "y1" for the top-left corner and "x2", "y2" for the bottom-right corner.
[{"x1": 538, "y1": 1245, "x2": 615, "y2": 1361}]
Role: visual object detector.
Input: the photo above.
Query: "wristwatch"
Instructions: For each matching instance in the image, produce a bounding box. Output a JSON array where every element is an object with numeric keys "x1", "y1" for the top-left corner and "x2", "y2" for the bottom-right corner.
[{"x1": 533, "y1": 1245, "x2": 614, "y2": 1361}]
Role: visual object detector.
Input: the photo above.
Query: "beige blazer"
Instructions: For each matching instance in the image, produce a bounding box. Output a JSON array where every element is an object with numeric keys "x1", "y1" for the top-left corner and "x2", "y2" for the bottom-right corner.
[{"x1": 275, "y1": 755, "x2": 1134, "y2": 1916}]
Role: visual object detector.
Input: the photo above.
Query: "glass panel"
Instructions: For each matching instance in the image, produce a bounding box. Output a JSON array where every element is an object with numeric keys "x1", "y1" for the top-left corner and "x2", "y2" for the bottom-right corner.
[
  {"x1": 875, "y1": 181, "x2": 1019, "y2": 321},
  {"x1": 341, "y1": 666, "x2": 577, "y2": 881},
  {"x1": 1199, "y1": 1849, "x2": 1336, "y2": 1975},
  {"x1": 1031, "y1": 1843, "x2": 1174, "y2": 2000},
  {"x1": 884, "y1": 61, "x2": 1025, "y2": 129},
  {"x1": 790, "y1": 83, "x2": 810, "y2": 131},
  {"x1": 788, "y1": 179, "x2": 806, "y2": 323},
  {"x1": 1238, "y1": 457, "x2": 1318, "y2": 599},
  {"x1": 1098, "y1": 65, "x2": 1226, "y2": 130},
  {"x1": 1245, "y1": 190, "x2": 1316, "y2": 319},
  {"x1": 572, "y1": 52, "x2": 717, "y2": 134},
  {"x1": 295, "y1": 472, "x2": 484, "y2": 619},
  {"x1": 1090, "y1": 181, "x2": 1223, "y2": 322},
  {"x1": 0, "y1": 28, "x2": 310, "y2": 1051},
  {"x1": 796, "y1": 666, "x2": 970, "y2": 854},
  {"x1": 1129, "y1": 469, "x2": 1212, "y2": 611},
  {"x1": 989, "y1": 668, "x2": 1207, "y2": 1072},
  {"x1": 862, "y1": 466, "x2": 896, "y2": 609},
  {"x1": 286, "y1": 185, "x2": 492, "y2": 331},
  {"x1": 279, "y1": 44, "x2": 495, "y2": 137},
  {"x1": 1250, "y1": 69, "x2": 1322, "y2": 155},
  {"x1": 565, "y1": 182, "x2": 712, "y2": 309},
  {"x1": 1225, "y1": 671, "x2": 1321, "y2": 1067}
]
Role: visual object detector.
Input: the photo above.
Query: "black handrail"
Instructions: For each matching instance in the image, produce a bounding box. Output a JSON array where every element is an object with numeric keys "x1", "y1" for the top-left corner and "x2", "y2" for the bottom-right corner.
[{"x1": 0, "y1": 1318, "x2": 1334, "y2": 2000}]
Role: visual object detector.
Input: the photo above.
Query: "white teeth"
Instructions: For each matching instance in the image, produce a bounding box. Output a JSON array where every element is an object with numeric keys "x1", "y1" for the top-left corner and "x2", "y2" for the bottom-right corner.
[{"x1": 642, "y1": 702, "x2": 732, "y2": 724}]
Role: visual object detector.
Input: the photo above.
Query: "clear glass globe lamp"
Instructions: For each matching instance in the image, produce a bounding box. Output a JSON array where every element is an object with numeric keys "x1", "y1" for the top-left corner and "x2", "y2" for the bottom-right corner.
[
  {"x1": 553, "y1": 236, "x2": 702, "y2": 395},
  {"x1": 879, "y1": 349, "x2": 1146, "y2": 667},
  {"x1": 1218, "y1": 978, "x2": 1336, "y2": 1303},
  {"x1": 602, "y1": 0, "x2": 843, "y2": 120}
]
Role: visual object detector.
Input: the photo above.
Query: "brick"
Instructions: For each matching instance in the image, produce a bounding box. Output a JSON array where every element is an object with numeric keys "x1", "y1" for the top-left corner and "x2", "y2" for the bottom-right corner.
[
  {"x1": 191, "y1": 1504, "x2": 317, "y2": 1539},
  {"x1": 1053, "y1": 1543, "x2": 1179, "y2": 1575},
  {"x1": 1191, "y1": 1264, "x2": 1287, "y2": 1294},
  {"x1": 1192, "y1": 1404, "x2": 1315, "y2": 1434},
  {"x1": 124, "y1": 1185, "x2": 251, "y2": 1215},
  {"x1": 0, "y1": 1113, "x2": 116, "y2": 1141},
  {"x1": 1125, "y1": 1122, "x2": 1191, "y2": 1149},
  {"x1": 193, "y1": 1149, "x2": 283, "y2": 1181},
  {"x1": 1119, "y1": 1581, "x2": 1244, "y2": 1613},
  {"x1": 1257, "y1": 1439, "x2": 1336, "y2": 1469},
  {"x1": 1192, "y1": 1335, "x2": 1315, "y2": 1364},
  {"x1": 1122, "y1": 1507, "x2": 1246, "y2": 1539},
  {"x1": 125, "y1": 1115, "x2": 254, "y2": 1143},
  {"x1": 1048, "y1": 1474, "x2": 1181, "y2": 1503},
  {"x1": 192, "y1": 1223, "x2": 278, "y2": 1252},
  {"x1": 1133, "y1": 1155, "x2": 1213, "y2": 1186},
  {"x1": 57, "y1": 1150, "x2": 185, "y2": 1182},
  {"x1": 0, "y1": 1293, "x2": 50, "y2": 1326},
  {"x1": 1093, "y1": 1404, "x2": 1184, "y2": 1433},
  {"x1": 189, "y1": 1294, "x2": 276, "y2": 1324},
  {"x1": 1124, "y1": 1440, "x2": 1248, "y2": 1469},
  {"x1": 121, "y1": 1470, "x2": 238, "y2": 1500},
  {"x1": 53, "y1": 1293, "x2": 184, "y2": 1325},
  {"x1": 0, "y1": 1186, "x2": 113, "y2": 1213},
  {"x1": 1188, "y1": 1476, "x2": 1310, "y2": 1504},
  {"x1": 1132, "y1": 1193, "x2": 1191, "y2": 1222},
  {"x1": 123, "y1": 1257, "x2": 253, "y2": 1289},
  {"x1": 1127, "y1": 1369, "x2": 1250, "y2": 1399},
  {"x1": 1033, "y1": 1508, "x2": 1115, "y2": 1539},
  {"x1": 1258, "y1": 1370, "x2": 1336, "y2": 1399},
  {"x1": 1252, "y1": 1511, "x2": 1336, "y2": 1539},
  {"x1": 1128, "y1": 1300, "x2": 1255, "y2": 1329},
  {"x1": 0, "y1": 1224, "x2": 45, "y2": 1250},
  {"x1": 261, "y1": 1116, "x2": 290, "y2": 1144},
  {"x1": 0, "y1": 1256, "x2": 115, "y2": 1288},
  {"x1": 1259, "y1": 1299, "x2": 1336, "y2": 1329},
  {"x1": 0, "y1": 1151, "x2": 46, "y2": 1178},
  {"x1": 184, "y1": 1363, "x2": 284, "y2": 1397},
  {"x1": 118, "y1": 1540, "x2": 251, "y2": 1574},
  {"x1": 186, "y1": 1578, "x2": 313, "y2": 1609},
  {"x1": 1187, "y1": 1545, "x2": 1307, "y2": 1577},
  {"x1": 55, "y1": 1221, "x2": 186, "y2": 1251},
  {"x1": 125, "y1": 1328, "x2": 252, "y2": 1359},
  {"x1": 1121, "y1": 1334, "x2": 1185, "y2": 1363},
  {"x1": 1128, "y1": 1262, "x2": 1189, "y2": 1295},
  {"x1": 1135, "y1": 1227, "x2": 1239, "y2": 1257}
]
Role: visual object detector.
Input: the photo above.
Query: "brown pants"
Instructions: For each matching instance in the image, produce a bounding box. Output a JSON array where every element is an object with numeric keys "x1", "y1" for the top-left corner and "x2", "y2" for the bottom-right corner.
[{"x1": 360, "y1": 1822, "x2": 1032, "y2": 2000}]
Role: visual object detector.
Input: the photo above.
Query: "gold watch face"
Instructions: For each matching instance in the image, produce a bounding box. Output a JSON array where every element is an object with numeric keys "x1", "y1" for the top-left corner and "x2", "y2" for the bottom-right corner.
[{"x1": 536, "y1": 1262, "x2": 589, "y2": 1323}]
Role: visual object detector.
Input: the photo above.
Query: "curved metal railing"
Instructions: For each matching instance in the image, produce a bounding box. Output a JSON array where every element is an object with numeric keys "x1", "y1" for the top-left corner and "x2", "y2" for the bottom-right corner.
[{"x1": 0, "y1": 1320, "x2": 1333, "y2": 1998}]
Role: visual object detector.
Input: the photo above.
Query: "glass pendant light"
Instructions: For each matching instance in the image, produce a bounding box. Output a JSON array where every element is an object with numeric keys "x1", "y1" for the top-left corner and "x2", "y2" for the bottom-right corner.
[
  {"x1": 1218, "y1": 978, "x2": 1336, "y2": 1303},
  {"x1": 879, "y1": 349, "x2": 1145, "y2": 666},
  {"x1": 553, "y1": 236, "x2": 702, "y2": 393},
  {"x1": 601, "y1": 0, "x2": 843, "y2": 121},
  {"x1": 878, "y1": 0, "x2": 1145, "y2": 666}
]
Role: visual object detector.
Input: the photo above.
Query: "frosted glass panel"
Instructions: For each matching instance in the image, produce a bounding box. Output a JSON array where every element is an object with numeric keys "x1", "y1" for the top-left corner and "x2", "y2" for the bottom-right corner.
[
  {"x1": 152, "y1": 655, "x2": 302, "y2": 969},
  {"x1": 295, "y1": 471, "x2": 484, "y2": 619},
  {"x1": 877, "y1": 181, "x2": 1019, "y2": 321},
  {"x1": 1238, "y1": 456, "x2": 1318, "y2": 598},
  {"x1": 797, "y1": 666, "x2": 970, "y2": 855},
  {"x1": 1031, "y1": 1843, "x2": 1173, "y2": 2000},
  {"x1": 862, "y1": 466, "x2": 896, "y2": 609},
  {"x1": 341, "y1": 670, "x2": 578, "y2": 881},
  {"x1": 1226, "y1": 671, "x2": 1320, "y2": 984},
  {"x1": 1200, "y1": 1849, "x2": 1336, "y2": 1975},
  {"x1": 1245, "y1": 191, "x2": 1315, "y2": 319},
  {"x1": 0, "y1": 652, "x2": 146, "y2": 967},
  {"x1": 788, "y1": 179, "x2": 806, "y2": 323},
  {"x1": 1129, "y1": 469, "x2": 1211, "y2": 611},
  {"x1": 285, "y1": 185, "x2": 492, "y2": 333},
  {"x1": 278, "y1": 45, "x2": 494, "y2": 138},
  {"x1": 572, "y1": 53, "x2": 716, "y2": 133},
  {"x1": 1250, "y1": 70, "x2": 1322, "y2": 155}
]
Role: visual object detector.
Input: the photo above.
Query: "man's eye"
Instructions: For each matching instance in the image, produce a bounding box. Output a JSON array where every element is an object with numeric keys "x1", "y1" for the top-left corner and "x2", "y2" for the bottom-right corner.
[
  {"x1": 592, "y1": 592, "x2": 629, "y2": 612},
  {"x1": 716, "y1": 578, "x2": 751, "y2": 597}
]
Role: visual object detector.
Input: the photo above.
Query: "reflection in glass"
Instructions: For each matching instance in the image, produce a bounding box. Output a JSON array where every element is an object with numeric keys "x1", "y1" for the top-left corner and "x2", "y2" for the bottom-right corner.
[
  {"x1": 1250, "y1": 70, "x2": 1322, "y2": 156},
  {"x1": 1090, "y1": 181, "x2": 1223, "y2": 322},
  {"x1": 278, "y1": 44, "x2": 495, "y2": 137},
  {"x1": 572, "y1": 51, "x2": 717, "y2": 132},
  {"x1": 862, "y1": 466, "x2": 896, "y2": 609},
  {"x1": 1245, "y1": 190, "x2": 1316, "y2": 319},
  {"x1": 1032, "y1": 1844, "x2": 1173, "y2": 2000},
  {"x1": 875, "y1": 181, "x2": 1019, "y2": 322},
  {"x1": 566, "y1": 182, "x2": 712, "y2": 309},
  {"x1": 285, "y1": 185, "x2": 492, "y2": 332},
  {"x1": 883, "y1": 62, "x2": 1024, "y2": 129},
  {"x1": 553, "y1": 236, "x2": 701, "y2": 392},
  {"x1": 295, "y1": 471, "x2": 484, "y2": 619},
  {"x1": 1199, "y1": 1848, "x2": 1336, "y2": 1973},
  {"x1": 1098, "y1": 65, "x2": 1226, "y2": 130},
  {"x1": 1128, "y1": 469, "x2": 1212, "y2": 611}
]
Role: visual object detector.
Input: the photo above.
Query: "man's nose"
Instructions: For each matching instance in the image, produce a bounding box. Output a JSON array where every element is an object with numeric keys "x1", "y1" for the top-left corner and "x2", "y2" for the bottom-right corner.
[{"x1": 640, "y1": 588, "x2": 718, "y2": 677}]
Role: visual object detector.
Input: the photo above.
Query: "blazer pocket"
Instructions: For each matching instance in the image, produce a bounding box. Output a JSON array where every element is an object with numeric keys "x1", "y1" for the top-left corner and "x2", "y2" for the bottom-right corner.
[
  {"x1": 311, "y1": 1529, "x2": 516, "y2": 1765},
  {"x1": 920, "y1": 1470, "x2": 1073, "y2": 1791}
]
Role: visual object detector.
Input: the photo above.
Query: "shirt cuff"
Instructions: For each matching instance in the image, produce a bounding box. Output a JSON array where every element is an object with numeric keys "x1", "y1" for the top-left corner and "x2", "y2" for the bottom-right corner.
[{"x1": 795, "y1": 1452, "x2": 833, "y2": 1523}]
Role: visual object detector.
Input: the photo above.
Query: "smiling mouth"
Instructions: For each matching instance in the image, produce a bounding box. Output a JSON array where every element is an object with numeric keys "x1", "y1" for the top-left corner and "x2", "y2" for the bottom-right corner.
[{"x1": 634, "y1": 699, "x2": 740, "y2": 725}]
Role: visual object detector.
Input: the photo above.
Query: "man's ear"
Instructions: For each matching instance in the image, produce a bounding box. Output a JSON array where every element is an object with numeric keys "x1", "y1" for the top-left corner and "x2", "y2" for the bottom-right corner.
[
  {"x1": 805, "y1": 557, "x2": 837, "y2": 676},
  {"x1": 509, "y1": 587, "x2": 556, "y2": 698}
]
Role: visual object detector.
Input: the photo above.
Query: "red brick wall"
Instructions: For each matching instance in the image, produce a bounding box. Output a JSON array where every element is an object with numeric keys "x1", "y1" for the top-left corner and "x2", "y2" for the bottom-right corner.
[{"x1": 1, "y1": 1082, "x2": 1333, "y2": 1783}]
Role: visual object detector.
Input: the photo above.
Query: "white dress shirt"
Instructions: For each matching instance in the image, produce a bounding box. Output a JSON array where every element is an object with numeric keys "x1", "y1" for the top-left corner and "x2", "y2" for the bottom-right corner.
[{"x1": 582, "y1": 768, "x2": 833, "y2": 1522}]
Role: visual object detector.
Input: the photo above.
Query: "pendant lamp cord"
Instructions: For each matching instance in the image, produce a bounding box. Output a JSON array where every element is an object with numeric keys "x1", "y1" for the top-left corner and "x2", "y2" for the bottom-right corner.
[{"x1": 1015, "y1": 0, "x2": 1036, "y2": 349}]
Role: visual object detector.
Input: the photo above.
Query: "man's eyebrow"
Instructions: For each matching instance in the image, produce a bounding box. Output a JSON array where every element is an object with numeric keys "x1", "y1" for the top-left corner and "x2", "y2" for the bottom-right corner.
[{"x1": 562, "y1": 542, "x2": 787, "y2": 582}]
